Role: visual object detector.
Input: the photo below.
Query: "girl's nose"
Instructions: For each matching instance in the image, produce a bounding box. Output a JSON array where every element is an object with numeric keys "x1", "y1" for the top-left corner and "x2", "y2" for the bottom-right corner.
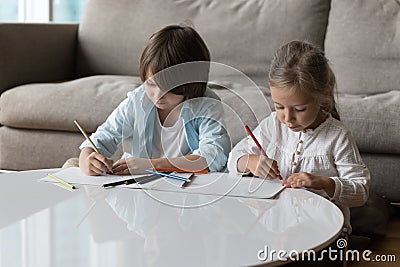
[{"x1": 284, "y1": 110, "x2": 295, "y2": 123}]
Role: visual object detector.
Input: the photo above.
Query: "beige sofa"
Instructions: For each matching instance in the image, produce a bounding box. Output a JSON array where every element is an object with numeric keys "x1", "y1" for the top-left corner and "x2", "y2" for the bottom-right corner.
[{"x1": 0, "y1": 0, "x2": 399, "y2": 204}]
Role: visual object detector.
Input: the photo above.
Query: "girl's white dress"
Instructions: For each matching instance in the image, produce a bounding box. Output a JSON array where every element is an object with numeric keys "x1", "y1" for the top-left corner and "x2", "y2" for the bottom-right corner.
[{"x1": 228, "y1": 112, "x2": 370, "y2": 232}]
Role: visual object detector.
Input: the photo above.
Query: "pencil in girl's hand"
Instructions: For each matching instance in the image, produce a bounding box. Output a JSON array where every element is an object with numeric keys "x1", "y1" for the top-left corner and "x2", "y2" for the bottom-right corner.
[
  {"x1": 245, "y1": 125, "x2": 267, "y2": 156},
  {"x1": 74, "y1": 120, "x2": 101, "y2": 154},
  {"x1": 244, "y1": 125, "x2": 283, "y2": 181}
]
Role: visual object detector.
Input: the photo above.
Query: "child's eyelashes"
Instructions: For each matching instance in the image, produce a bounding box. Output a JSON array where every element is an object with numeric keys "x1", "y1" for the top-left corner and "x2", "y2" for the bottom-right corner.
[{"x1": 274, "y1": 106, "x2": 306, "y2": 112}]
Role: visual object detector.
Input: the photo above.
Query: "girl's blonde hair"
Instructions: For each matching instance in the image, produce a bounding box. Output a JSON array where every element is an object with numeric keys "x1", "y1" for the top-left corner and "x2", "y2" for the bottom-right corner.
[{"x1": 269, "y1": 40, "x2": 340, "y2": 120}]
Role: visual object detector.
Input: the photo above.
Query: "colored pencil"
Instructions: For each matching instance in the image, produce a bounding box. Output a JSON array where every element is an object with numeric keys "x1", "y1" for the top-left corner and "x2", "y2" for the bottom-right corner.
[
  {"x1": 244, "y1": 125, "x2": 283, "y2": 180},
  {"x1": 145, "y1": 169, "x2": 190, "y2": 182},
  {"x1": 74, "y1": 120, "x2": 100, "y2": 154}
]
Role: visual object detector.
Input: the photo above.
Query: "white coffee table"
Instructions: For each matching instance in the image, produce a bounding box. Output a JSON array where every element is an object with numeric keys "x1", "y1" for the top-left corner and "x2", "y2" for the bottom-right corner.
[{"x1": 0, "y1": 169, "x2": 344, "y2": 267}]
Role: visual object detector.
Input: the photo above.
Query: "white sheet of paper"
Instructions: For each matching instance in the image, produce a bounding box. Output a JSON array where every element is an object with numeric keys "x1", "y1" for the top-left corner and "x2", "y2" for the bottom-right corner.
[
  {"x1": 125, "y1": 172, "x2": 285, "y2": 199},
  {"x1": 39, "y1": 167, "x2": 153, "y2": 186},
  {"x1": 40, "y1": 168, "x2": 285, "y2": 199}
]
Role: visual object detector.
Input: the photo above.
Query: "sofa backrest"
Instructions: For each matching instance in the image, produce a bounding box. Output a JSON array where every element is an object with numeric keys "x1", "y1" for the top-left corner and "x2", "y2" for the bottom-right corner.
[
  {"x1": 325, "y1": 0, "x2": 400, "y2": 94},
  {"x1": 76, "y1": 0, "x2": 331, "y2": 86}
]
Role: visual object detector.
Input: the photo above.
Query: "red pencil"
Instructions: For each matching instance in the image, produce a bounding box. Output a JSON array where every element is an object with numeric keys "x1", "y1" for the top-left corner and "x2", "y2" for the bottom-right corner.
[{"x1": 244, "y1": 125, "x2": 283, "y2": 180}]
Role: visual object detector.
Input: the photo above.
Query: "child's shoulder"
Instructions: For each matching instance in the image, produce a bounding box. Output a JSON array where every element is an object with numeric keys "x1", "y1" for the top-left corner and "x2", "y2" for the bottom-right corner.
[
  {"x1": 260, "y1": 111, "x2": 279, "y2": 125},
  {"x1": 327, "y1": 116, "x2": 349, "y2": 131},
  {"x1": 256, "y1": 112, "x2": 280, "y2": 134},
  {"x1": 323, "y1": 115, "x2": 353, "y2": 139},
  {"x1": 188, "y1": 88, "x2": 221, "y2": 111},
  {"x1": 127, "y1": 84, "x2": 145, "y2": 98}
]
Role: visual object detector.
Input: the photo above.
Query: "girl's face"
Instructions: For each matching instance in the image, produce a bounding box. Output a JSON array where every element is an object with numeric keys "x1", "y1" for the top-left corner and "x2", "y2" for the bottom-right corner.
[
  {"x1": 144, "y1": 77, "x2": 185, "y2": 111},
  {"x1": 270, "y1": 86, "x2": 325, "y2": 132}
]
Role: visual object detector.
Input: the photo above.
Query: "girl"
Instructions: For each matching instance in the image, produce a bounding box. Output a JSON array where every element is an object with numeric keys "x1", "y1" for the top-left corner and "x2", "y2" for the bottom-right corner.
[
  {"x1": 227, "y1": 40, "x2": 370, "y2": 232},
  {"x1": 79, "y1": 24, "x2": 230, "y2": 176}
]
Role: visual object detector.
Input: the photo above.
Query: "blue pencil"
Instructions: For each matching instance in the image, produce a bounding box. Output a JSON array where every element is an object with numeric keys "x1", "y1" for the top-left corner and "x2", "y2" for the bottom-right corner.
[{"x1": 145, "y1": 169, "x2": 190, "y2": 182}]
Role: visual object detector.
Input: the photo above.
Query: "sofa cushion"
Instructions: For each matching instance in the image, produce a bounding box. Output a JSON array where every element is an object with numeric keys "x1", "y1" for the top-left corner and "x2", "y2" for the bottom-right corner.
[
  {"x1": 216, "y1": 87, "x2": 400, "y2": 154},
  {"x1": 325, "y1": 0, "x2": 400, "y2": 94},
  {"x1": 0, "y1": 73, "x2": 272, "y2": 142},
  {"x1": 0, "y1": 75, "x2": 141, "y2": 132},
  {"x1": 362, "y1": 153, "x2": 400, "y2": 202},
  {"x1": 0, "y1": 127, "x2": 83, "y2": 170},
  {"x1": 337, "y1": 90, "x2": 400, "y2": 154},
  {"x1": 77, "y1": 0, "x2": 331, "y2": 86},
  {"x1": 212, "y1": 85, "x2": 272, "y2": 146}
]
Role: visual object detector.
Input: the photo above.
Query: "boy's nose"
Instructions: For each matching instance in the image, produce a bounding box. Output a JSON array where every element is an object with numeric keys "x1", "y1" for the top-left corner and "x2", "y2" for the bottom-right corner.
[{"x1": 154, "y1": 88, "x2": 165, "y2": 100}]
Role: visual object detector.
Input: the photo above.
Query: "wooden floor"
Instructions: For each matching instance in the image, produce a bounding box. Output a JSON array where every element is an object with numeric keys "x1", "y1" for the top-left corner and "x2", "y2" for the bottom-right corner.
[{"x1": 348, "y1": 206, "x2": 400, "y2": 267}]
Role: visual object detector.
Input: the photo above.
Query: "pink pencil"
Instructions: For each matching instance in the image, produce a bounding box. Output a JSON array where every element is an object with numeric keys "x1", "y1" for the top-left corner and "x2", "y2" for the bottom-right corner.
[{"x1": 244, "y1": 125, "x2": 283, "y2": 180}]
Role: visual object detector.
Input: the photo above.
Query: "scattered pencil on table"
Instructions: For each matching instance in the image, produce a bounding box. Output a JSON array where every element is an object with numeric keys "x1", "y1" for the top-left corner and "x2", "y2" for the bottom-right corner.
[
  {"x1": 180, "y1": 173, "x2": 195, "y2": 188},
  {"x1": 145, "y1": 169, "x2": 191, "y2": 182},
  {"x1": 102, "y1": 178, "x2": 138, "y2": 188},
  {"x1": 244, "y1": 125, "x2": 283, "y2": 181},
  {"x1": 47, "y1": 173, "x2": 76, "y2": 190},
  {"x1": 155, "y1": 167, "x2": 208, "y2": 174}
]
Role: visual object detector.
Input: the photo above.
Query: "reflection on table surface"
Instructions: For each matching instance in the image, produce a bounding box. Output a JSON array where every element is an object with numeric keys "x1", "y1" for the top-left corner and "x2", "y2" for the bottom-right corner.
[{"x1": 0, "y1": 169, "x2": 343, "y2": 267}]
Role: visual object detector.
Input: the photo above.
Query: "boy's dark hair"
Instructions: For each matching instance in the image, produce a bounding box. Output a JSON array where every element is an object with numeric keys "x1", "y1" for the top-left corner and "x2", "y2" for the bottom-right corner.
[{"x1": 140, "y1": 24, "x2": 211, "y2": 99}]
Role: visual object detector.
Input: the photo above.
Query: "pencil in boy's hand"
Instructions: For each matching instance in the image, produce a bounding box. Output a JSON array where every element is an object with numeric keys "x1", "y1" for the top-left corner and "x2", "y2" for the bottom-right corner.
[
  {"x1": 74, "y1": 120, "x2": 101, "y2": 154},
  {"x1": 244, "y1": 125, "x2": 283, "y2": 181}
]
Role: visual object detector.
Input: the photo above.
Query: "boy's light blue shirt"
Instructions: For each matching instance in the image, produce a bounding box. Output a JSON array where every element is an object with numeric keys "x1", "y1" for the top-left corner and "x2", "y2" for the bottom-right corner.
[{"x1": 80, "y1": 85, "x2": 230, "y2": 172}]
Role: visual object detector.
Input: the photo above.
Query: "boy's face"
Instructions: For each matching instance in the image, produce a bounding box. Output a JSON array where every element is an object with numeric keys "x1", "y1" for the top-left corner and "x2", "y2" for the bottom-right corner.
[
  {"x1": 270, "y1": 86, "x2": 325, "y2": 132},
  {"x1": 145, "y1": 78, "x2": 185, "y2": 111}
]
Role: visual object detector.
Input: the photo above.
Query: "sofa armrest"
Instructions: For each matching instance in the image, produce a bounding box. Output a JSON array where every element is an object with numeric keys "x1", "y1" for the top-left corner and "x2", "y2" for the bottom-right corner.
[{"x1": 0, "y1": 23, "x2": 78, "y2": 94}]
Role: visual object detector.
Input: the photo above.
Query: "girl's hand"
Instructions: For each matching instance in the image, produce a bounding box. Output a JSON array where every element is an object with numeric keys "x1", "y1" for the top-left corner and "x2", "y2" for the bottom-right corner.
[
  {"x1": 239, "y1": 154, "x2": 280, "y2": 179},
  {"x1": 79, "y1": 148, "x2": 113, "y2": 176},
  {"x1": 112, "y1": 157, "x2": 153, "y2": 175},
  {"x1": 284, "y1": 172, "x2": 335, "y2": 197}
]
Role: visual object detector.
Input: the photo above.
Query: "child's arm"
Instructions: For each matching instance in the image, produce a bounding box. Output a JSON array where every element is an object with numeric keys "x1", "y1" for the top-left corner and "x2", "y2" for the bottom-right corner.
[
  {"x1": 153, "y1": 155, "x2": 208, "y2": 171},
  {"x1": 284, "y1": 172, "x2": 335, "y2": 196},
  {"x1": 228, "y1": 116, "x2": 280, "y2": 178},
  {"x1": 111, "y1": 155, "x2": 208, "y2": 175},
  {"x1": 78, "y1": 90, "x2": 138, "y2": 175},
  {"x1": 188, "y1": 99, "x2": 231, "y2": 172},
  {"x1": 327, "y1": 131, "x2": 370, "y2": 207},
  {"x1": 110, "y1": 112, "x2": 225, "y2": 174},
  {"x1": 79, "y1": 90, "x2": 136, "y2": 158},
  {"x1": 285, "y1": 131, "x2": 370, "y2": 207}
]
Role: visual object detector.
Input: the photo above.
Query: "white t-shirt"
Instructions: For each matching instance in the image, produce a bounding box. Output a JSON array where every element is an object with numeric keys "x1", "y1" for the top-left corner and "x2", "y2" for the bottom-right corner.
[{"x1": 152, "y1": 112, "x2": 191, "y2": 158}]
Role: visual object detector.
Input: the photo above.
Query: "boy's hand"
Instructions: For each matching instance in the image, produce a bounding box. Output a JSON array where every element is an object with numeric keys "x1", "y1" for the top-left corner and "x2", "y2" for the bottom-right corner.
[
  {"x1": 112, "y1": 157, "x2": 153, "y2": 175},
  {"x1": 239, "y1": 154, "x2": 280, "y2": 179},
  {"x1": 79, "y1": 147, "x2": 113, "y2": 176},
  {"x1": 284, "y1": 172, "x2": 335, "y2": 197}
]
